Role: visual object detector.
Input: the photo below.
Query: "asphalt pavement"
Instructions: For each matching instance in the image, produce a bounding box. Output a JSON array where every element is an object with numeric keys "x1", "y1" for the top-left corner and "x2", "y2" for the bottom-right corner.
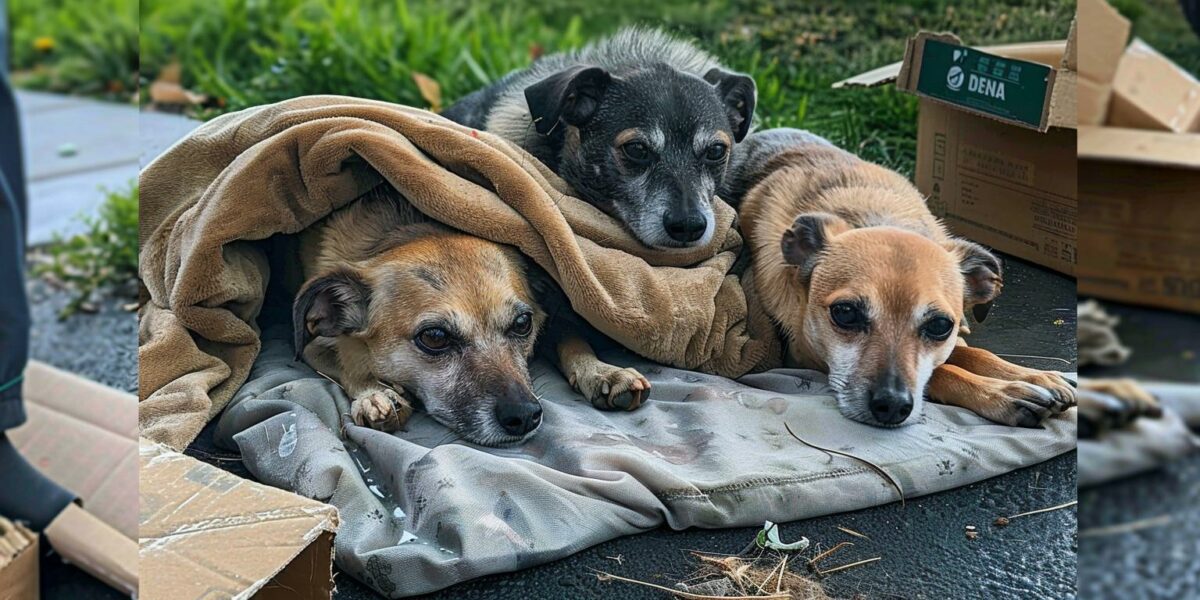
[{"x1": 1077, "y1": 301, "x2": 1200, "y2": 600}]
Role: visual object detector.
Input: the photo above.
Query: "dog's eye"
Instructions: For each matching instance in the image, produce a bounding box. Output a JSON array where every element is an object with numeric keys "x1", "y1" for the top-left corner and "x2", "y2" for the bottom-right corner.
[
  {"x1": 621, "y1": 141, "x2": 651, "y2": 163},
  {"x1": 704, "y1": 143, "x2": 728, "y2": 162},
  {"x1": 510, "y1": 312, "x2": 534, "y2": 337},
  {"x1": 922, "y1": 317, "x2": 955, "y2": 341},
  {"x1": 415, "y1": 328, "x2": 451, "y2": 354},
  {"x1": 829, "y1": 303, "x2": 867, "y2": 331}
]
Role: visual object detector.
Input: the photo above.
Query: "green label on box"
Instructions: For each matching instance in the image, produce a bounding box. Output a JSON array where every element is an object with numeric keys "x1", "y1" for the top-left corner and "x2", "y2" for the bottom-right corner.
[{"x1": 915, "y1": 39, "x2": 1052, "y2": 128}]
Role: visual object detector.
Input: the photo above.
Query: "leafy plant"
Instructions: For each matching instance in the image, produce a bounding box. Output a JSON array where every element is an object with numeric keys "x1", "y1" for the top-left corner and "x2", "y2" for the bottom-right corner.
[
  {"x1": 8, "y1": 0, "x2": 139, "y2": 99},
  {"x1": 31, "y1": 184, "x2": 139, "y2": 319}
]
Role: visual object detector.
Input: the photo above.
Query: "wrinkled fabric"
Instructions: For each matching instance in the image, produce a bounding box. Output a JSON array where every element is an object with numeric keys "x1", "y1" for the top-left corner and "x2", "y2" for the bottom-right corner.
[
  {"x1": 139, "y1": 95, "x2": 780, "y2": 451},
  {"x1": 216, "y1": 326, "x2": 1076, "y2": 597},
  {"x1": 1079, "y1": 382, "x2": 1200, "y2": 487}
]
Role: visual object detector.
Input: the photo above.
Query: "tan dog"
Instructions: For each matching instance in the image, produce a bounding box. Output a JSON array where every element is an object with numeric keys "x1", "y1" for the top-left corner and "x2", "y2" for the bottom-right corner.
[
  {"x1": 292, "y1": 187, "x2": 649, "y2": 446},
  {"x1": 729, "y1": 130, "x2": 1075, "y2": 427}
]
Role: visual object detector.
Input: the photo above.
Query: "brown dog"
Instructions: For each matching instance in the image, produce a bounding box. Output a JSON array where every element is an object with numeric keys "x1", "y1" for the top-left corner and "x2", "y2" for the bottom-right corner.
[
  {"x1": 729, "y1": 129, "x2": 1075, "y2": 427},
  {"x1": 292, "y1": 187, "x2": 649, "y2": 446}
]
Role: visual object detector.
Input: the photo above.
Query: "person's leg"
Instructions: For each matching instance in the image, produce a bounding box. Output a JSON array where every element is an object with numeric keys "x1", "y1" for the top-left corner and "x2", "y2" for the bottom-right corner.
[
  {"x1": 0, "y1": 57, "x2": 29, "y2": 431},
  {"x1": 0, "y1": 70, "x2": 77, "y2": 528}
]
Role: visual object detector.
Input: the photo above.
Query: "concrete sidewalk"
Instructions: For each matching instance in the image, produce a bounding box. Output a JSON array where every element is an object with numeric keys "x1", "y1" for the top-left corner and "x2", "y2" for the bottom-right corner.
[{"x1": 16, "y1": 91, "x2": 198, "y2": 244}]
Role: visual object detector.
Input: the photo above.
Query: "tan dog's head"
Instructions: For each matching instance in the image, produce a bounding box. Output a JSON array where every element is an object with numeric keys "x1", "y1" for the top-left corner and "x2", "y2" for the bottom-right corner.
[
  {"x1": 294, "y1": 231, "x2": 546, "y2": 446},
  {"x1": 781, "y1": 212, "x2": 1002, "y2": 427}
]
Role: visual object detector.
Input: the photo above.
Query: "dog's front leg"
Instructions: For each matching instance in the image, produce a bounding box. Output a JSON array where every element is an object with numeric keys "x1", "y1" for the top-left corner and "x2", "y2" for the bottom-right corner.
[
  {"x1": 554, "y1": 334, "x2": 650, "y2": 411},
  {"x1": 306, "y1": 339, "x2": 413, "y2": 432},
  {"x1": 927, "y1": 362, "x2": 1070, "y2": 427},
  {"x1": 945, "y1": 344, "x2": 1076, "y2": 410}
]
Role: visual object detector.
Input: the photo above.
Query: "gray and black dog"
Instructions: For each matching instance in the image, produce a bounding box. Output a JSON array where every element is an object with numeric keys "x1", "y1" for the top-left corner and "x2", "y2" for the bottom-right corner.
[{"x1": 442, "y1": 27, "x2": 757, "y2": 249}]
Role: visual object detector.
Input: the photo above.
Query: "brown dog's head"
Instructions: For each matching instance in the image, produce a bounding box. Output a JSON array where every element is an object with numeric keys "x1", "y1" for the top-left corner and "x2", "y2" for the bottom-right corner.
[
  {"x1": 294, "y1": 232, "x2": 546, "y2": 446},
  {"x1": 781, "y1": 212, "x2": 1002, "y2": 427}
]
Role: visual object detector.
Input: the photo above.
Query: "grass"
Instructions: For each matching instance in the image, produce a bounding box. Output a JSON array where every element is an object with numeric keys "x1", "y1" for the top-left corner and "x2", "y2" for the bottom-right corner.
[
  {"x1": 8, "y1": 0, "x2": 139, "y2": 99},
  {"x1": 30, "y1": 184, "x2": 139, "y2": 318},
  {"x1": 139, "y1": 0, "x2": 1076, "y2": 176}
]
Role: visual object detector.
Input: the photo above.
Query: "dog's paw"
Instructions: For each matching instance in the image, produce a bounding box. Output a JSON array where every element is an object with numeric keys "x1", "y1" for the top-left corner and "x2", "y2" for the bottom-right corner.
[
  {"x1": 350, "y1": 387, "x2": 412, "y2": 432},
  {"x1": 570, "y1": 365, "x2": 651, "y2": 411},
  {"x1": 983, "y1": 380, "x2": 1065, "y2": 428},
  {"x1": 1015, "y1": 370, "x2": 1077, "y2": 413},
  {"x1": 1077, "y1": 378, "x2": 1161, "y2": 439}
]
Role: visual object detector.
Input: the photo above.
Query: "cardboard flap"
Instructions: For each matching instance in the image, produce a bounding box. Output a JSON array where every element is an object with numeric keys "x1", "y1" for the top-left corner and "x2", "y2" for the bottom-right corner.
[
  {"x1": 44, "y1": 503, "x2": 138, "y2": 596},
  {"x1": 1077, "y1": 0, "x2": 1131, "y2": 85},
  {"x1": 1108, "y1": 38, "x2": 1200, "y2": 133},
  {"x1": 837, "y1": 33, "x2": 1069, "y2": 132},
  {"x1": 834, "y1": 38, "x2": 1069, "y2": 89},
  {"x1": 139, "y1": 440, "x2": 340, "y2": 600},
  {"x1": 1078, "y1": 126, "x2": 1200, "y2": 169}
]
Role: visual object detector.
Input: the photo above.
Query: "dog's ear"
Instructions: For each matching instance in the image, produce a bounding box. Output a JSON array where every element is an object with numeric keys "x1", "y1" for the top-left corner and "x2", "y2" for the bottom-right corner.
[
  {"x1": 292, "y1": 269, "x2": 372, "y2": 360},
  {"x1": 704, "y1": 68, "x2": 757, "y2": 142},
  {"x1": 525, "y1": 66, "x2": 612, "y2": 135},
  {"x1": 944, "y1": 238, "x2": 1003, "y2": 311},
  {"x1": 780, "y1": 212, "x2": 850, "y2": 282}
]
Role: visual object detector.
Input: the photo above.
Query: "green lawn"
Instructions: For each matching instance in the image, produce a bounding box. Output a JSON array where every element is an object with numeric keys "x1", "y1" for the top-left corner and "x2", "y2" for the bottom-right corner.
[
  {"x1": 135, "y1": 0, "x2": 1077, "y2": 176},
  {"x1": 12, "y1": 1, "x2": 1199, "y2": 175}
]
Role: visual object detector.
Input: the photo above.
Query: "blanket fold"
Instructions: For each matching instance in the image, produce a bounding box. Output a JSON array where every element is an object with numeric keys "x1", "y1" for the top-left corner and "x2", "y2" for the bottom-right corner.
[{"x1": 139, "y1": 95, "x2": 780, "y2": 449}]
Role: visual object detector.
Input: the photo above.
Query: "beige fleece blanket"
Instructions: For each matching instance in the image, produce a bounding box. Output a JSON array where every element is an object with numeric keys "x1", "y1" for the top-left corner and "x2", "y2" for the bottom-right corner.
[{"x1": 138, "y1": 95, "x2": 780, "y2": 450}]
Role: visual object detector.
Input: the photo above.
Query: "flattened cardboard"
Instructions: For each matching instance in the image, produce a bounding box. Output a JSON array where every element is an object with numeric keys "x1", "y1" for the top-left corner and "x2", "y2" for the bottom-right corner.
[
  {"x1": 139, "y1": 439, "x2": 340, "y2": 600},
  {"x1": 1078, "y1": 127, "x2": 1200, "y2": 313},
  {"x1": 7, "y1": 361, "x2": 139, "y2": 594},
  {"x1": 0, "y1": 520, "x2": 38, "y2": 600},
  {"x1": 840, "y1": 29, "x2": 1078, "y2": 275},
  {"x1": 1108, "y1": 39, "x2": 1200, "y2": 133},
  {"x1": 8, "y1": 361, "x2": 138, "y2": 539}
]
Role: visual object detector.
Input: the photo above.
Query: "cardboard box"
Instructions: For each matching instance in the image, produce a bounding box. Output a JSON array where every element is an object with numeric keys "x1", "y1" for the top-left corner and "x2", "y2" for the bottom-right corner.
[
  {"x1": 1075, "y1": 0, "x2": 1200, "y2": 313},
  {"x1": 1108, "y1": 39, "x2": 1200, "y2": 133},
  {"x1": 139, "y1": 439, "x2": 340, "y2": 600},
  {"x1": 0, "y1": 518, "x2": 38, "y2": 600},
  {"x1": 837, "y1": 31, "x2": 1078, "y2": 275},
  {"x1": 1078, "y1": 127, "x2": 1200, "y2": 313},
  {"x1": 7, "y1": 361, "x2": 139, "y2": 595}
]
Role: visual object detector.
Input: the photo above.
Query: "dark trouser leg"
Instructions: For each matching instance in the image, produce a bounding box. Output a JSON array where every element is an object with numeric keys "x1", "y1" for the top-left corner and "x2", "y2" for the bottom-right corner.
[
  {"x1": 1, "y1": 63, "x2": 29, "y2": 430},
  {"x1": 0, "y1": 71, "x2": 76, "y2": 527}
]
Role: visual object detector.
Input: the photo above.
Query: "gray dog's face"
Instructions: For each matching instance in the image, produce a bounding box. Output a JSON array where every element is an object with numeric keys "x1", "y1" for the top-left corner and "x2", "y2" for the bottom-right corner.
[{"x1": 526, "y1": 63, "x2": 756, "y2": 249}]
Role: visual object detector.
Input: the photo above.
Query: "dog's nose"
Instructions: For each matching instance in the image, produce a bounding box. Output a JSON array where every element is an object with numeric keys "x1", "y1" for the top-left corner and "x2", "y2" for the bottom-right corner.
[
  {"x1": 868, "y1": 390, "x2": 913, "y2": 425},
  {"x1": 494, "y1": 398, "x2": 542, "y2": 436},
  {"x1": 662, "y1": 210, "x2": 708, "y2": 243}
]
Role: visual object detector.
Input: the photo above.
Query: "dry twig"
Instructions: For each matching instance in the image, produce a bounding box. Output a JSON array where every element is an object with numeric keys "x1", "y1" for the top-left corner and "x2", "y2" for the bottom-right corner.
[{"x1": 784, "y1": 423, "x2": 905, "y2": 507}]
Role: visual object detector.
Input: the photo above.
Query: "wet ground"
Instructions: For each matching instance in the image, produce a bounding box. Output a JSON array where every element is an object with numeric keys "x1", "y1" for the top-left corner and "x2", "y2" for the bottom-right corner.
[
  {"x1": 182, "y1": 253, "x2": 1079, "y2": 600},
  {"x1": 1077, "y1": 302, "x2": 1200, "y2": 600}
]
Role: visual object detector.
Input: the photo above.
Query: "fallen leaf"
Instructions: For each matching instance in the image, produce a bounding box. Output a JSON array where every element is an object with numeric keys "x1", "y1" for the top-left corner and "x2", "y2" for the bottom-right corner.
[
  {"x1": 149, "y1": 80, "x2": 207, "y2": 106},
  {"x1": 412, "y1": 72, "x2": 442, "y2": 113}
]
